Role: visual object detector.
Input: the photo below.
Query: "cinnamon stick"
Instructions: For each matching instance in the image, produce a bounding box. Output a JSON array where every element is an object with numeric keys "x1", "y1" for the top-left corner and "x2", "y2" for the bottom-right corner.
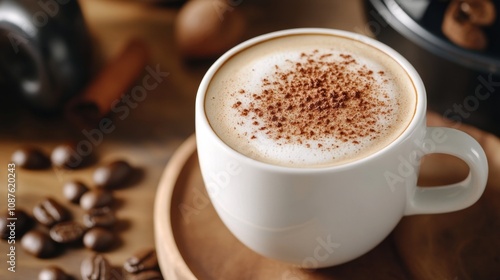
[{"x1": 66, "y1": 39, "x2": 149, "y2": 128}]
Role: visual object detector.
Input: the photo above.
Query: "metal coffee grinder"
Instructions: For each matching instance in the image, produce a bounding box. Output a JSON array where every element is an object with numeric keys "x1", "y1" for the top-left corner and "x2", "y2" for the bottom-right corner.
[{"x1": 0, "y1": 0, "x2": 92, "y2": 114}]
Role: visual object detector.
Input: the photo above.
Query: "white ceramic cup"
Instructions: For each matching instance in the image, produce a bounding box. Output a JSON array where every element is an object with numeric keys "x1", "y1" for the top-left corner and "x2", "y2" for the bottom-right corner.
[{"x1": 195, "y1": 28, "x2": 488, "y2": 268}]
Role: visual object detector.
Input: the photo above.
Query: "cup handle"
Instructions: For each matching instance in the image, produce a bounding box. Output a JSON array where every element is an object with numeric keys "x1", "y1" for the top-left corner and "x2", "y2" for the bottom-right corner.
[{"x1": 404, "y1": 127, "x2": 488, "y2": 215}]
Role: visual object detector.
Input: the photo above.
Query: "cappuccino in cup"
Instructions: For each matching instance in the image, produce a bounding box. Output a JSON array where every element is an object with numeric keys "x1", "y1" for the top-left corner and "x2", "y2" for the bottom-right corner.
[
  {"x1": 205, "y1": 34, "x2": 416, "y2": 167},
  {"x1": 196, "y1": 29, "x2": 487, "y2": 267}
]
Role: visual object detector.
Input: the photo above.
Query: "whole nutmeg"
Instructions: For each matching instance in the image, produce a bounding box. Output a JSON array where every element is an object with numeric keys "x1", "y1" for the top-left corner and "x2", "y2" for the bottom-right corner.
[{"x1": 175, "y1": 0, "x2": 246, "y2": 59}]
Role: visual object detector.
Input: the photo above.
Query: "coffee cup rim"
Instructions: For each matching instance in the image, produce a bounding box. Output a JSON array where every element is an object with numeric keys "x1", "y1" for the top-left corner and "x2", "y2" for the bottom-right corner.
[{"x1": 196, "y1": 27, "x2": 426, "y2": 172}]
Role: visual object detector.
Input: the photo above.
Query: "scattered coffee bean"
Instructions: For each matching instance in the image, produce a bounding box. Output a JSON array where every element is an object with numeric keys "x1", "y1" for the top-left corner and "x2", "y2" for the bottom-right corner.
[
  {"x1": 93, "y1": 160, "x2": 133, "y2": 189},
  {"x1": 1, "y1": 209, "x2": 33, "y2": 239},
  {"x1": 83, "y1": 207, "x2": 116, "y2": 228},
  {"x1": 21, "y1": 230, "x2": 58, "y2": 258},
  {"x1": 39, "y1": 265, "x2": 71, "y2": 280},
  {"x1": 83, "y1": 227, "x2": 115, "y2": 251},
  {"x1": 124, "y1": 248, "x2": 159, "y2": 274},
  {"x1": 63, "y1": 180, "x2": 89, "y2": 203},
  {"x1": 11, "y1": 147, "x2": 50, "y2": 169},
  {"x1": 7, "y1": 145, "x2": 150, "y2": 273},
  {"x1": 33, "y1": 198, "x2": 71, "y2": 227},
  {"x1": 51, "y1": 144, "x2": 87, "y2": 169},
  {"x1": 81, "y1": 254, "x2": 111, "y2": 280},
  {"x1": 130, "y1": 270, "x2": 163, "y2": 280},
  {"x1": 49, "y1": 221, "x2": 86, "y2": 244},
  {"x1": 80, "y1": 189, "x2": 114, "y2": 210}
]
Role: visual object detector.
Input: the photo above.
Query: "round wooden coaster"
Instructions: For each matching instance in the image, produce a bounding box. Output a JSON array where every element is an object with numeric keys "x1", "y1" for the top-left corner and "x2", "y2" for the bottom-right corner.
[{"x1": 154, "y1": 135, "x2": 409, "y2": 280}]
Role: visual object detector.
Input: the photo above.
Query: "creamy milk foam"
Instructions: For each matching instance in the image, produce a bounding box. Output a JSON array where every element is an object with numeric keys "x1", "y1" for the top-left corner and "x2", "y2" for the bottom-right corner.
[{"x1": 205, "y1": 34, "x2": 416, "y2": 168}]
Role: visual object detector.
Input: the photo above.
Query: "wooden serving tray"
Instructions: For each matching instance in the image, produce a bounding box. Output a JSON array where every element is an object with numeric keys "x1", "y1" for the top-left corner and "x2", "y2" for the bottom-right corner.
[{"x1": 154, "y1": 134, "x2": 500, "y2": 280}]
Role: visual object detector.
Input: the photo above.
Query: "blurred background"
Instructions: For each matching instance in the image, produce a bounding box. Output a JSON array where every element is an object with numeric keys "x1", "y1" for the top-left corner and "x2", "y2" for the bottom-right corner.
[
  {"x1": 0, "y1": 0, "x2": 498, "y2": 279},
  {"x1": 1, "y1": 0, "x2": 499, "y2": 141}
]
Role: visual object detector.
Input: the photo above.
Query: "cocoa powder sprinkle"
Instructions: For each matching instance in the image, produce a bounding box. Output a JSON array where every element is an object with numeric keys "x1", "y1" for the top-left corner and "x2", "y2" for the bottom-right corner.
[{"x1": 231, "y1": 51, "x2": 391, "y2": 150}]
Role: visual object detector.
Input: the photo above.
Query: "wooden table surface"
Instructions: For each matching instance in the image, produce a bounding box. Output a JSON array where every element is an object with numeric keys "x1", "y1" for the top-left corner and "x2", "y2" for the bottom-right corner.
[{"x1": 0, "y1": 1, "x2": 368, "y2": 279}]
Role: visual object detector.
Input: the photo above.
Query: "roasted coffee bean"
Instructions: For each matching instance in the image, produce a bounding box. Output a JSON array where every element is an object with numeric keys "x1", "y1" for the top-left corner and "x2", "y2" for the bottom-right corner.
[
  {"x1": 21, "y1": 230, "x2": 57, "y2": 258},
  {"x1": 81, "y1": 254, "x2": 111, "y2": 280},
  {"x1": 63, "y1": 180, "x2": 89, "y2": 203},
  {"x1": 1, "y1": 209, "x2": 33, "y2": 239},
  {"x1": 80, "y1": 189, "x2": 114, "y2": 210},
  {"x1": 83, "y1": 207, "x2": 116, "y2": 228},
  {"x1": 11, "y1": 147, "x2": 50, "y2": 169},
  {"x1": 38, "y1": 265, "x2": 70, "y2": 280},
  {"x1": 93, "y1": 160, "x2": 133, "y2": 189},
  {"x1": 49, "y1": 221, "x2": 86, "y2": 244},
  {"x1": 130, "y1": 270, "x2": 163, "y2": 280},
  {"x1": 83, "y1": 227, "x2": 115, "y2": 251},
  {"x1": 33, "y1": 198, "x2": 70, "y2": 227},
  {"x1": 51, "y1": 144, "x2": 87, "y2": 169},
  {"x1": 124, "y1": 248, "x2": 159, "y2": 274}
]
